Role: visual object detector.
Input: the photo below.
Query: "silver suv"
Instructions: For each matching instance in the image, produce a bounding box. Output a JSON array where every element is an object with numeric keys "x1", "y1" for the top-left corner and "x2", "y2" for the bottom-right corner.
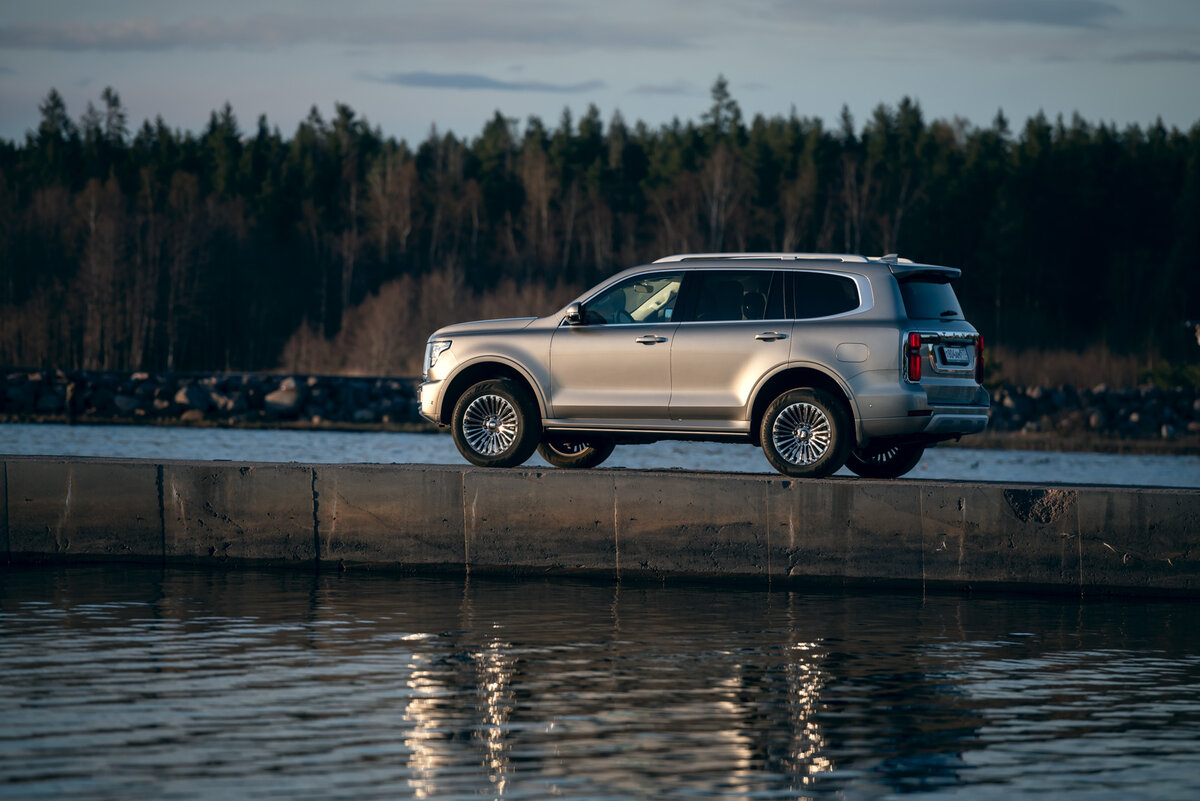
[{"x1": 419, "y1": 253, "x2": 989, "y2": 478}]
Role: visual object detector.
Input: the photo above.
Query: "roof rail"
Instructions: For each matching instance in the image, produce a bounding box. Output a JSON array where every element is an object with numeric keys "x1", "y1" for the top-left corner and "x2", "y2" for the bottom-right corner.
[
  {"x1": 872, "y1": 253, "x2": 915, "y2": 264},
  {"x1": 653, "y1": 252, "x2": 869, "y2": 264}
]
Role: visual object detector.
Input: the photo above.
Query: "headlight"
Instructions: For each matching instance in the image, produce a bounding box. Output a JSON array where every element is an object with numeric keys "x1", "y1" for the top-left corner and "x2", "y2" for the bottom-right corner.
[{"x1": 422, "y1": 340, "x2": 452, "y2": 380}]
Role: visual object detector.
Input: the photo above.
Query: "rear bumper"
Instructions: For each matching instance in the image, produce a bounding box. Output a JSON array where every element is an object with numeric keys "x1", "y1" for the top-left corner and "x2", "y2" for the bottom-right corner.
[
  {"x1": 853, "y1": 376, "x2": 991, "y2": 443},
  {"x1": 859, "y1": 402, "x2": 990, "y2": 442}
]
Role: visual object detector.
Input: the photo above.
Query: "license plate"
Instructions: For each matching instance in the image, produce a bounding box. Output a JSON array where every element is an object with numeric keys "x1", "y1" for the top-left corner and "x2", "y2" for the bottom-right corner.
[{"x1": 941, "y1": 346, "x2": 970, "y2": 365}]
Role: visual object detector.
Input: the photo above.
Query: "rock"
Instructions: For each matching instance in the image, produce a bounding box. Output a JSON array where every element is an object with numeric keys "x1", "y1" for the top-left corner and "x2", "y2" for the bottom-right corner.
[
  {"x1": 210, "y1": 391, "x2": 236, "y2": 413},
  {"x1": 180, "y1": 409, "x2": 206, "y2": 422},
  {"x1": 264, "y1": 387, "x2": 302, "y2": 414},
  {"x1": 174, "y1": 384, "x2": 213, "y2": 411},
  {"x1": 113, "y1": 394, "x2": 141, "y2": 414},
  {"x1": 36, "y1": 391, "x2": 64, "y2": 413},
  {"x1": 1088, "y1": 410, "x2": 1106, "y2": 430},
  {"x1": 1187, "y1": 421, "x2": 1200, "y2": 434},
  {"x1": 352, "y1": 408, "x2": 377, "y2": 423},
  {"x1": 6, "y1": 383, "x2": 36, "y2": 410},
  {"x1": 1161, "y1": 424, "x2": 1177, "y2": 440},
  {"x1": 152, "y1": 398, "x2": 172, "y2": 413}
]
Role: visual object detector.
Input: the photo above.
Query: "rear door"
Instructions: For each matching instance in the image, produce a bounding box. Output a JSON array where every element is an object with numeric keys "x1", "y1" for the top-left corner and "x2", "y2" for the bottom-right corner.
[{"x1": 668, "y1": 270, "x2": 792, "y2": 422}]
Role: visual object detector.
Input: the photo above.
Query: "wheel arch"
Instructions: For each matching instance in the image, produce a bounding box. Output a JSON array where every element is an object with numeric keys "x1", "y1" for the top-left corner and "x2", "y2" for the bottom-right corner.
[
  {"x1": 438, "y1": 359, "x2": 546, "y2": 425},
  {"x1": 748, "y1": 365, "x2": 858, "y2": 447}
]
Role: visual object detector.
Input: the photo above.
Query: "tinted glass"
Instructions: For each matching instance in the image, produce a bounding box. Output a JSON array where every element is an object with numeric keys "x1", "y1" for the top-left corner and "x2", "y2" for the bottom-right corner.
[
  {"x1": 685, "y1": 271, "x2": 784, "y2": 322},
  {"x1": 793, "y1": 273, "x2": 860, "y2": 319},
  {"x1": 583, "y1": 272, "x2": 682, "y2": 324},
  {"x1": 898, "y1": 279, "x2": 964, "y2": 320}
]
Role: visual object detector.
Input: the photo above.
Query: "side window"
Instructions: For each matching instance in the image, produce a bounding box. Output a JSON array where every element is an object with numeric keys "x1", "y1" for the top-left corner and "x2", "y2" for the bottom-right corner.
[
  {"x1": 684, "y1": 271, "x2": 785, "y2": 322},
  {"x1": 583, "y1": 272, "x2": 682, "y2": 325},
  {"x1": 792, "y1": 272, "x2": 860, "y2": 319}
]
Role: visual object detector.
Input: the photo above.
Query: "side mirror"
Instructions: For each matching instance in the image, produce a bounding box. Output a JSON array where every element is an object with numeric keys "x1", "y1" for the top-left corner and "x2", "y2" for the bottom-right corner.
[{"x1": 564, "y1": 301, "x2": 583, "y2": 326}]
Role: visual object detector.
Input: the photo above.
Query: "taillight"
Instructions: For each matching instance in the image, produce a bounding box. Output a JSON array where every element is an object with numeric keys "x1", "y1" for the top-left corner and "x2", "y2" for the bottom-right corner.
[
  {"x1": 906, "y1": 332, "x2": 922, "y2": 382},
  {"x1": 975, "y1": 335, "x2": 985, "y2": 383}
]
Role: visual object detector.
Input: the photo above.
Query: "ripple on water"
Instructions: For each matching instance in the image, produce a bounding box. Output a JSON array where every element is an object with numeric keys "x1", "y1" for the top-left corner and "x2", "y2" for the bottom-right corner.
[{"x1": 1, "y1": 568, "x2": 1199, "y2": 799}]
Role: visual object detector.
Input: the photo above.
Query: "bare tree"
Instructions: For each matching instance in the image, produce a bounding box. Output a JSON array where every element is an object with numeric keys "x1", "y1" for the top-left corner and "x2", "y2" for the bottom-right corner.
[{"x1": 699, "y1": 143, "x2": 741, "y2": 251}]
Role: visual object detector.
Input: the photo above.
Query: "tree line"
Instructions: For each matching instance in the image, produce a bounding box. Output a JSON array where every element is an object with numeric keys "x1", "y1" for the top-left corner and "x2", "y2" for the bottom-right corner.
[{"x1": 1, "y1": 78, "x2": 1198, "y2": 376}]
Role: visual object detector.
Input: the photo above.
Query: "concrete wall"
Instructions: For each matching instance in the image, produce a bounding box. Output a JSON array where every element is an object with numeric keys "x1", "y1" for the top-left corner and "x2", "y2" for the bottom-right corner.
[{"x1": 4, "y1": 455, "x2": 1199, "y2": 596}]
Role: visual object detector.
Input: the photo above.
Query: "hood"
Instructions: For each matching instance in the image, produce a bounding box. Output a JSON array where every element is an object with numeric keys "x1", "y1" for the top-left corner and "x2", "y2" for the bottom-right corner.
[{"x1": 430, "y1": 316, "x2": 539, "y2": 339}]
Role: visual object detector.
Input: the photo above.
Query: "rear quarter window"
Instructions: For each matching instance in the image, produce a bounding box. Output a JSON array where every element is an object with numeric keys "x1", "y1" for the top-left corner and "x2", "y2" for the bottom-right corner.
[
  {"x1": 898, "y1": 279, "x2": 964, "y2": 320},
  {"x1": 793, "y1": 272, "x2": 860, "y2": 319}
]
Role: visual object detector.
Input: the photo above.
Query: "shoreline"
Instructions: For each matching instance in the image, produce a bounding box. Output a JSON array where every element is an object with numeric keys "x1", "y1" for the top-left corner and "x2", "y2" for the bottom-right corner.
[
  {"x1": 4, "y1": 367, "x2": 1199, "y2": 457},
  {"x1": 3, "y1": 413, "x2": 1198, "y2": 457}
]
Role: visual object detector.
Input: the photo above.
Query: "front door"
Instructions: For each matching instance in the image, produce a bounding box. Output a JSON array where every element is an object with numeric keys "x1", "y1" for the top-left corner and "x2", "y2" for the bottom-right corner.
[{"x1": 549, "y1": 271, "x2": 682, "y2": 420}]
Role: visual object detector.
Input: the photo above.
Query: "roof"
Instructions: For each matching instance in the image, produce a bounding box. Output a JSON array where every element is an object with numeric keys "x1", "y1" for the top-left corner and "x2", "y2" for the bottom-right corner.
[{"x1": 650, "y1": 252, "x2": 959, "y2": 280}]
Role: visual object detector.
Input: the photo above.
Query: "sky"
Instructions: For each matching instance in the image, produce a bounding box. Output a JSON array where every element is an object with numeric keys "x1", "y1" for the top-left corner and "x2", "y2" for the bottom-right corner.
[{"x1": 1, "y1": 0, "x2": 1198, "y2": 144}]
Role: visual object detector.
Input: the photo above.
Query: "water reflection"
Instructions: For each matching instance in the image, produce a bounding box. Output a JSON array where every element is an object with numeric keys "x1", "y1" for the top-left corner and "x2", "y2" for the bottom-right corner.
[{"x1": 2, "y1": 566, "x2": 1199, "y2": 800}]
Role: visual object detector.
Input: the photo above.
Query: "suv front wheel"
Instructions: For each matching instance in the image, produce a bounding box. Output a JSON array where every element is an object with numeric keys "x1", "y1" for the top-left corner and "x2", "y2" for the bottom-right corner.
[
  {"x1": 760, "y1": 388, "x2": 851, "y2": 478},
  {"x1": 451, "y1": 378, "x2": 541, "y2": 468}
]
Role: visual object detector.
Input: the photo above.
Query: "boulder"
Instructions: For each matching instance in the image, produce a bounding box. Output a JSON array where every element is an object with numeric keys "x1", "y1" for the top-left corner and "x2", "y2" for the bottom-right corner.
[
  {"x1": 113, "y1": 394, "x2": 141, "y2": 414},
  {"x1": 174, "y1": 384, "x2": 214, "y2": 411},
  {"x1": 264, "y1": 387, "x2": 302, "y2": 414},
  {"x1": 36, "y1": 391, "x2": 64, "y2": 413}
]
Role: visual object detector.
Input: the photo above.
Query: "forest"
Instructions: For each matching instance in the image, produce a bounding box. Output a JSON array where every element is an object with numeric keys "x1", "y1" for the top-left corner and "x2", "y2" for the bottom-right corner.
[{"x1": 1, "y1": 78, "x2": 1198, "y2": 379}]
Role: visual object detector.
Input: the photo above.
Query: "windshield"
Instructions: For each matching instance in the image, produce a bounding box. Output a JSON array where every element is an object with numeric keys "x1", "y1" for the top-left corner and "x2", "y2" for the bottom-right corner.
[{"x1": 898, "y1": 279, "x2": 963, "y2": 320}]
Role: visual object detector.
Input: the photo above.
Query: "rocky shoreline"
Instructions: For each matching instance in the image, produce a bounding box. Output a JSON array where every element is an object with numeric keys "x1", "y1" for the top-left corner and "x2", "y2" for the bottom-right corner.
[
  {"x1": 1, "y1": 369, "x2": 421, "y2": 429},
  {"x1": 3, "y1": 368, "x2": 1199, "y2": 453}
]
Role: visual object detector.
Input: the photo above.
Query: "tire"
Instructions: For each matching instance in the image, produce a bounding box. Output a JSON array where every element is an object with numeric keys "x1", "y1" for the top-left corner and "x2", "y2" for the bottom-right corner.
[
  {"x1": 537, "y1": 437, "x2": 616, "y2": 469},
  {"x1": 760, "y1": 388, "x2": 851, "y2": 478},
  {"x1": 451, "y1": 378, "x2": 541, "y2": 468},
  {"x1": 845, "y1": 443, "x2": 925, "y2": 479}
]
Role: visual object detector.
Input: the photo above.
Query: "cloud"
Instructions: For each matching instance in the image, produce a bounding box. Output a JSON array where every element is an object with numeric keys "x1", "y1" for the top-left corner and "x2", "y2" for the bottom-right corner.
[
  {"x1": 0, "y1": 10, "x2": 688, "y2": 52},
  {"x1": 370, "y1": 72, "x2": 605, "y2": 93},
  {"x1": 776, "y1": 0, "x2": 1122, "y2": 28},
  {"x1": 631, "y1": 80, "x2": 694, "y2": 95},
  {"x1": 1113, "y1": 49, "x2": 1200, "y2": 64}
]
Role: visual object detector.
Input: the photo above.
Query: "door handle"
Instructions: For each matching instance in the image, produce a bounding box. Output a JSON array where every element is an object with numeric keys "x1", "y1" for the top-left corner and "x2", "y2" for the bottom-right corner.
[
  {"x1": 755, "y1": 332, "x2": 789, "y2": 341},
  {"x1": 635, "y1": 335, "x2": 668, "y2": 344}
]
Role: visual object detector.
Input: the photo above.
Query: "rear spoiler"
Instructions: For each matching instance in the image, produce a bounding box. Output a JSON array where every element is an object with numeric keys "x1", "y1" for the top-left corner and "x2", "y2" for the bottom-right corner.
[{"x1": 887, "y1": 262, "x2": 962, "y2": 282}]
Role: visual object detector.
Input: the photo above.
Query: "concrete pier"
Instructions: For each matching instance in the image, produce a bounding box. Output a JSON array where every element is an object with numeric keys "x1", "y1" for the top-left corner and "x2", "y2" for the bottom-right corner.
[{"x1": 3, "y1": 455, "x2": 1198, "y2": 596}]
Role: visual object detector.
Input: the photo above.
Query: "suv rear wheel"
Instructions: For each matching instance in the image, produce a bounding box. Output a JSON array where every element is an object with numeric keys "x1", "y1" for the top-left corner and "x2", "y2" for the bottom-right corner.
[
  {"x1": 451, "y1": 378, "x2": 541, "y2": 468},
  {"x1": 845, "y1": 443, "x2": 925, "y2": 479},
  {"x1": 537, "y1": 437, "x2": 616, "y2": 469},
  {"x1": 760, "y1": 388, "x2": 850, "y2": 478}
]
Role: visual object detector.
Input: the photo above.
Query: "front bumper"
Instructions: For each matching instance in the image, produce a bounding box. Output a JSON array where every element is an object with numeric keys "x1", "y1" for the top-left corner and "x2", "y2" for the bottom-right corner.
[{"x1": 417, "y1": 380, "x2": 443, "y2": 425}]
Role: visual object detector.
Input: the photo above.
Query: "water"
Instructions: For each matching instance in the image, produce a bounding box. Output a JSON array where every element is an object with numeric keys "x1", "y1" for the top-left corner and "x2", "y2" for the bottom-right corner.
[
  {"x1": 2, "y1": 565, "x2": 1199, "y2": 800},
  {"x1": 2, "y1": 423, "x2": 1198, "y2": 487}
]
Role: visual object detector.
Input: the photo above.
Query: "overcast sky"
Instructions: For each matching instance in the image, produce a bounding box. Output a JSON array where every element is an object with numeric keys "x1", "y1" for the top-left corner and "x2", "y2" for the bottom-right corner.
[{"x1": 1, "y1": 0, "x2": 1198, "y2": 143}]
